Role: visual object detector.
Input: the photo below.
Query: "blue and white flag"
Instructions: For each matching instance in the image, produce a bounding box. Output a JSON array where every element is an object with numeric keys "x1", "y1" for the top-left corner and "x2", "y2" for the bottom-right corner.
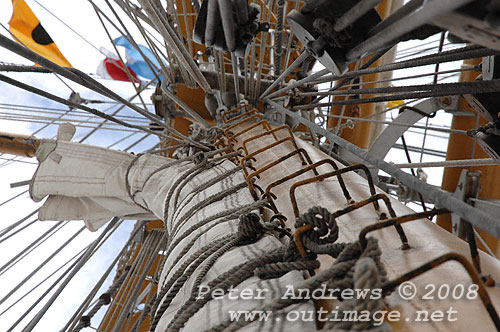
[{"x1": 113, "y1": 36, "x2": 165, "y2": 80}]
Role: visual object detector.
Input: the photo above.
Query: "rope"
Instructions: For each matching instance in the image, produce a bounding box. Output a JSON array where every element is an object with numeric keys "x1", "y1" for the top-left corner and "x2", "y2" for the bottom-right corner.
[
  {"x1": 167, "y1": 248, "x2": 286, "y2": 332},
  {"x1": 151, "y1": 213, "x2": 269, "y2": 331},
  {"x1": 210, "y1": 238, "x2": 385, "y2": 332},
  {"x1": 129, "y1": 294, "x2": 157, "y2": 332},
  {"x1": 324, "y1": 257, "x2": 390, "y2": 331},
  {"x1": 20, "y1": 218, "x2": 120, "y2": 332},
  {"x1": 291, "y1": 206, "x2": 346, "y2": 257},
  {"x1": 71, "y1": 268, "x2": 129, "y2": 331}
]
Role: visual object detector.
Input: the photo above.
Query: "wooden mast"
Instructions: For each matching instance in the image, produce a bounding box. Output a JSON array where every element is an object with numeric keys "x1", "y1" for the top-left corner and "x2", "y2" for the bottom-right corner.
[
  {"x1": 438, "y1": 58, "x2": 500, "y2": 256},
  {"x1": 0, "y1": 132, "x2": 37, "y2": 157}
]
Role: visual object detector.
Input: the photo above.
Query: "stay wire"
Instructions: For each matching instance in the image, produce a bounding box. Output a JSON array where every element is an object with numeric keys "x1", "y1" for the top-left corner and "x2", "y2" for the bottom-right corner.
[
  {"x1": 20, "y1": 218, "x2": 120, "y2": 332},
  {"x1": 0, "y1": 33, "x2": 206, "y2": 150},
  {"x1": 0, "y1": 245, "x2": 89, "y2": 318},
  {"x1": 0, "y1": 221, "x2": 69, "y2": 277},
  {"x1": 0, "y1": 224, "x2": 85, "y2": 307},
  {"x1": 62, "y1": 220, "x2": 146, "y2": 332},
  {"x1": 0, "y1": 72, "x2": 186, "y2": 145},
  {"x1": 31, "y1": 0, "x2": 106, "y2": 56},
  {"x1": 0, "y1": 209, "x2": 39, "y2": 240},
  {"x1": 0, "y1": 189, "x2": 28, "y2": 207},
  {"x1": 0, "y1": 218, "x2": 38, "y2": 245}
]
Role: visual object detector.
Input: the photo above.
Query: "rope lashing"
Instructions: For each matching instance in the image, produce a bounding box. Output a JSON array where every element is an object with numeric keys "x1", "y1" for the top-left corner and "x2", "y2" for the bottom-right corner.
[
  {"x1": 193, "y1": 151, "x2": 208, "y2": 166},
  {"x1": 238, "y1": 213, "x2": 264, "y2": 242},
  {"x1": 203, "y1": 237, "x2": 386, "y2": 332},
  {"x1": 324, "y1": 257, "x2": 391, "y2": 332},
  {"x1": 151, "y1": 213, "x2": 269, "y2": 331},
  {"x1": 288, "y1": 206, "x2": 347, "y2": 260}
]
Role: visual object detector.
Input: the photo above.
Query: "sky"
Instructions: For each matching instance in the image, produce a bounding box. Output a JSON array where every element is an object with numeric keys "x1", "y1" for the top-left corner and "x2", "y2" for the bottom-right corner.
[
  {"x1": 0, "y1": 1, "x2": 162, "y2": 331},
  {"x1": 0, "y1": 0, "x2": 472, "y2": 331}
]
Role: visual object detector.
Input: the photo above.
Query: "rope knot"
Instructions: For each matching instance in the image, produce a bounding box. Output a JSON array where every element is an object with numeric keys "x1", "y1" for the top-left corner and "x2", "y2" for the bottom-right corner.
[
  {"x1": 238, "y1": 213, "x2": 264, "y2": 242},
  {"x1": 193, "y1": 152, "x2": 207, "y2": 166},
  {"x1": 292, "y1": 206, "x2": 342, "y2": 257}
]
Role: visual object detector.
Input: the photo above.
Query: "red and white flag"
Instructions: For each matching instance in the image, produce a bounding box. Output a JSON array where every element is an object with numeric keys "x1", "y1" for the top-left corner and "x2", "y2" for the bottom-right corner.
[{"x1": 96, "y1": 47, "x2": 140, "y2": 83}]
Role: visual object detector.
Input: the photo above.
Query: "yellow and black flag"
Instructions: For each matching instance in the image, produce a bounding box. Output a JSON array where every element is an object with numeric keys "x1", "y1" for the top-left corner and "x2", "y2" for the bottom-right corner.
[{"x1": 9, "y1": 0, "x2": 72, "y2": 67}]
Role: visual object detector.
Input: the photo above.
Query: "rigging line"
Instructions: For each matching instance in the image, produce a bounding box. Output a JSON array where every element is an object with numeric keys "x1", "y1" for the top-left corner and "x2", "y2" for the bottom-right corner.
[
  {"x1": 316, "y1": 113, "x2": 467, "y2": 135},
  {"x1": 99, "y1": 228, "x2": 158, "y2": 331},
  {"x1": 0, "y1": 117, "x2": 147, "y2": 133},
  {"x1": 8, "y1": 220, "x2": 122, "y2": 332},
  {"x1": 0, "y1": 224, "x2": 85, "y2": 307},
  {"x1": 106, "y1": 131, "x2": 139, "y2": 148},
  {"x1": 271, "y1": 45, "x2": 496, "y2": 100},
  {"x1": 231, "y1": 53, "x2": 241, "y2": 103},
  {"x1": 420, "y1": 31, "x2": 447, "y2": 167},
  {"x1": 0, "y1": 218, "x2": 38, "y2": 246},
  {"x1": 0, "y1": 189, "x2": 28, "y2": 207},
  {"x1": 253, "y1": 2, "x2": 274, "y2": 101},
  {"x1": 118, "y1": 232, "x2": 163, "y2": 332},
  {"x1": 31, "y1": 0, "x2": 105, "y2": 55},
  {"x1": 92, "y1": 6, "x2": 151, "y2": 112},
  {"x1": 293, "y1": 74, "x2": 492, "y2": 110},
  {"x1": 78, "y1": 79, "x2": 156, "y2": 143},
  {"x1": 0, "y1": 153, "x2": 38, "y2": 167},
  {"x1": 282, "y1": 0, "x2": 301, "y2": 78},
  {"x1": 139, "y1": 0, "x2": 213, "y2": 92},
  {"x1": 401, "y1": 134, "x2": 428, "y2": 211},
  {"x1": 332, "y1": 60, "x2": 363, "y2": 136},
  {"x1": 354, "y1": 73, "x2": 461, "y2": 121},
  {"x1": 312, "y1": 48, "x2": 389, "y2": 105},
  {"x1": 0, "y1": 64, "x2": 51, "y2": 73},
  {"x1": 301, "y1": 76, "x2": 485, "y2": 98},
  {"x1": 20, "y1": 218, "x2": 121, "y2": 332},
  {"x1": 0, "y1": 107, "x2": 152, "y2": 123},
  {"x1": 113, "y1": 0, "x2": 175, "y2": 82},
  {"x1": 123, "y1": 133, "x2": 150, "y2": 151},
  {"x1": 0, "y1": 244, "x2": 89, "y2": 318},
  {"x1": 474, "y1": 228, "x2": 497, "y2": 258},
  {"x1": 112, "y1": 231, "x2": 165, "y2": 332},
  {"x1": 0, "y1": 114, "x2": 148, "y2": 130},
  {"x1": 38, "y1": 2, "x2": 200, "y2": 145},
  {"x1": 62, "y1": 220, "x2": 146, "y2": 332},
  {"x1": 0, "y1": 221, "x2": 69, "y2": 276},
  {"x1": 6, "y1": 246, "x2": 89, "y2": 332},
  {"x1": 394, "y1": 43, "x2": 460, "y2": 61},
  {"x1": 53, "y1": 73, "x2": 76, "y2": 93},
  {"x1": 259, "y1": 50, "x2": 310, "y2": 99},
  {"x1": 0, "y1": 33, "x2": 198, "y2": 146},
  {"x1": 271, "y1": 99, "x2": 500, "y2": 238},
  {"x1": 0, "y1": 73, "x2": 189, "y2": 145},
  {"x1": 0, "y1": 209, "x2": 39, "y2": 240},
  {"x1": 25, "y1": 96, "x2": 126, "y2": 138},
  {"x1": 298, "y1": 66, "x2": 478, "y2": 96},
  {"x1": 392, "y1": 158, "x2": 500, "y2": 169}
]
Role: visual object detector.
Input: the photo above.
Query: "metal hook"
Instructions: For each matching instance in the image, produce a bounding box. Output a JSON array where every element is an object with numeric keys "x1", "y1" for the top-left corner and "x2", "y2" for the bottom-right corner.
[
  {"x1": 382, "y1": 252, "x2": 500, "y2": 331},
  {"x1": 290, "y1": 178, "x2": 409, "y2": 249},
  {"x1": 227, "y1": 120, "x2": 278, "y2": 145},
  {"x1": 222, "y1": 104, "x2": 253, "y2": 124},
  {"x1": 264, "y1": 159, "x2": 354, "y2": 213},
  {"x1": 359, "y1": 209, "x2": 449, "y2": 251},
  {"x1": 288, "y1": 164, "x2": 380, "y2": 217},
  {"x1": 294, "y1": 224, "x2": 313, "y2": 258}
]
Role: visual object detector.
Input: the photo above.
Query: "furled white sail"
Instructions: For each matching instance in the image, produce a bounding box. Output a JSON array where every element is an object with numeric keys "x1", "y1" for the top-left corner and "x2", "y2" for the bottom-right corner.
[{"x1": 29, "y1": 139, "x2": 318, "y2": 331}]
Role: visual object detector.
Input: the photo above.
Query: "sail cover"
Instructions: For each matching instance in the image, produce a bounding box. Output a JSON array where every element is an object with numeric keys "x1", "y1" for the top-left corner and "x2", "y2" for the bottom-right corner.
[{"x1": 29, "y1": 139, "x2": 317, "y2": 331}]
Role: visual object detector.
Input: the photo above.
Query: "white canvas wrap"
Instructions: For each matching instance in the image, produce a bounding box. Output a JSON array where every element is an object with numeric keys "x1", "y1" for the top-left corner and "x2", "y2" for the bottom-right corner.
[{"x1": 30, "y1": 140, "x2": 316, "y2": 331}]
